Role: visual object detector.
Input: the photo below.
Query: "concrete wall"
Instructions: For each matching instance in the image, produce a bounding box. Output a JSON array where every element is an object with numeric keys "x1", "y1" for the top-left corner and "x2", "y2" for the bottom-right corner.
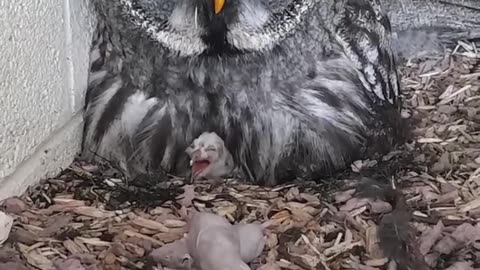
[{"x1": 0, "y1": 0, "x2": 95, "y2": 201}]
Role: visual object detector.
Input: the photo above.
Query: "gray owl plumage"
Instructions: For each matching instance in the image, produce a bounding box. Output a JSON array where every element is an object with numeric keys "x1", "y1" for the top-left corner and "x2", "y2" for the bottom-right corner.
[{"x1": 81, "y1": 0, "x2": 479, "y2": 186}]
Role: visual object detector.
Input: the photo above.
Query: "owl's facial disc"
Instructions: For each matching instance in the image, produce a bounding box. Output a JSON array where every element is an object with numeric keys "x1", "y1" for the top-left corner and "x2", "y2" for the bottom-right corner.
[{"x1": 121, "y1": 0, "x2": 313, "y2": 56}]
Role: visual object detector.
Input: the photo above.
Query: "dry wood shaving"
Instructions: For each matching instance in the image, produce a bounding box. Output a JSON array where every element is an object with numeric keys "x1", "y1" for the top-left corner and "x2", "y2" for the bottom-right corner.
[{"x1": 0, "y1": 43, "x2": 479, "y2": 270}]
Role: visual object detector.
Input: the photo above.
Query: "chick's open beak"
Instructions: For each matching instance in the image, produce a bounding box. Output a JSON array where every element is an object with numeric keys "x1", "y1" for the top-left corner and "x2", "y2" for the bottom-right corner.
[{"x1": 214, "y1": 0, "x2": 225, "y2": 15}]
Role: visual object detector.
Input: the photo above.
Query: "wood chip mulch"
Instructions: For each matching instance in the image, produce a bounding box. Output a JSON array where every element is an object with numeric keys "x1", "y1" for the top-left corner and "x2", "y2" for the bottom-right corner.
[{"x1": 0, "y1": 42, "x2": 479, "y2": 270}]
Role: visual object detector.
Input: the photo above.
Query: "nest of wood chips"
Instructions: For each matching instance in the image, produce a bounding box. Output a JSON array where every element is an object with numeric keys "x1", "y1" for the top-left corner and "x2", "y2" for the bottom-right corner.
[{"x1": 0, "y1": 43, "x2": 479, "y2": 270}]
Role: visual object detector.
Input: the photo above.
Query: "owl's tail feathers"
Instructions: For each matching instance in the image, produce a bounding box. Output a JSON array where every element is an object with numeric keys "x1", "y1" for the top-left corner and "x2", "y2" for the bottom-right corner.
[
  {"x1": 382, "y1": 0, "x2": 480, "y2": 60},
  {"x1": 353, "y1": 178, "x2": 430, "y2": 270},
  {"x1": 391, "y1": 28, "x2": 480, "y2": 60}
]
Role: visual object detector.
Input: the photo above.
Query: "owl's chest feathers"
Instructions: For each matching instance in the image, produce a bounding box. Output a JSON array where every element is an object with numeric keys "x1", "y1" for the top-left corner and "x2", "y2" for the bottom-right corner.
[
  {"x1": 158, "y1": 54, "x2": 302, "y2": 97},
  {"x1": 147, "y1": 47, "x2": 363, "y2": 120}
]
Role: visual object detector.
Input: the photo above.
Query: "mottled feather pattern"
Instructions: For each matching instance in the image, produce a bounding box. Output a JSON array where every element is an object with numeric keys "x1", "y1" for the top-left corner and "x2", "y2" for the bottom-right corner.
[
  {"x1": 332, "y1": 0, "x2": 399, "y2": 106},
  {"x1": 79, "y1": 0, "x2": 402, "y2": 185},
  {"x1": 81, "y1": 0, "x2": 478, "y2": 185}
]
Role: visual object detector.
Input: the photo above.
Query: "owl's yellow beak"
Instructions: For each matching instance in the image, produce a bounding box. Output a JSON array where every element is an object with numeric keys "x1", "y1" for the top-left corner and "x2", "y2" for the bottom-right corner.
[{"x1": 214, "y1": 0, "x2": 225, "y2": 15}]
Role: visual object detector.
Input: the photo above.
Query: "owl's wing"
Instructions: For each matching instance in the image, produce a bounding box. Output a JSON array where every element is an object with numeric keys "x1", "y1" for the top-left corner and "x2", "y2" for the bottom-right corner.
[{"x1": 332, "y1": 0, "x2": 400, "y2": 106}]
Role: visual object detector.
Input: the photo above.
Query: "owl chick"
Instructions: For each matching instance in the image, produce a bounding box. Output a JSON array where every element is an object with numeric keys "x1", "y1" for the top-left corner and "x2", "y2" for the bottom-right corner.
[{"x1": 185, "y1": 132, "x2": 234, "y2": 182}]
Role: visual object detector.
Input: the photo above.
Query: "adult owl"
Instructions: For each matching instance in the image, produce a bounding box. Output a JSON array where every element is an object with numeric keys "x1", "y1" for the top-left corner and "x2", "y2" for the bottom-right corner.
[{"x1": 82, "y1": 0, "x2": 479, "y2": 185}]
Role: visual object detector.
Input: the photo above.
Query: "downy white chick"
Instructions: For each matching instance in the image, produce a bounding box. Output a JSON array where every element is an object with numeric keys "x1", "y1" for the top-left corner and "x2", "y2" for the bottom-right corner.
[{"x1": 185, "y1": 132, "x2": 234, "y2": 182}]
